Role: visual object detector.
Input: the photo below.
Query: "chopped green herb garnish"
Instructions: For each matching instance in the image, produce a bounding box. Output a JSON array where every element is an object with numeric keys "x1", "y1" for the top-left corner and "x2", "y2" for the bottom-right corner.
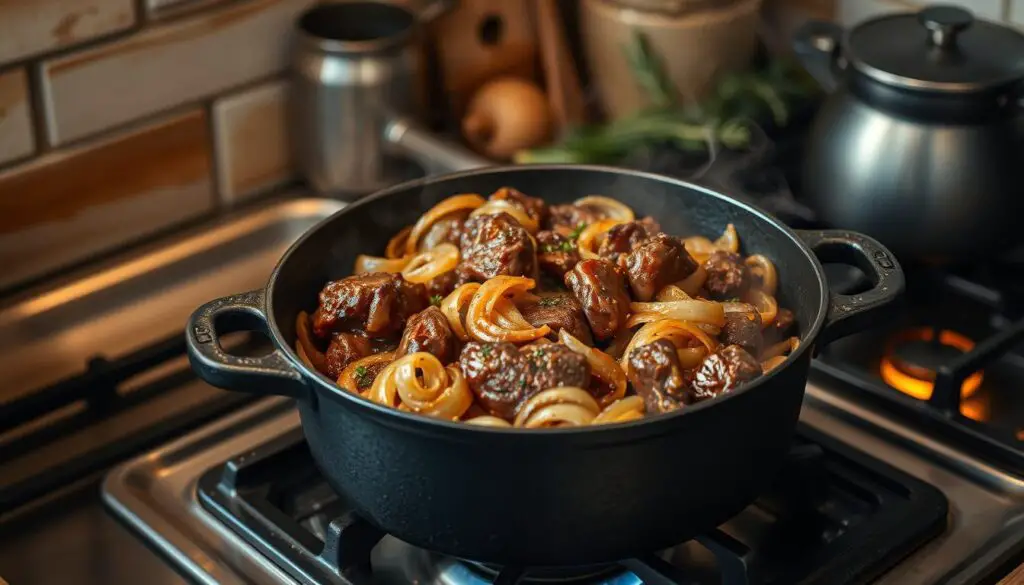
[
  {"x1": 480, "y1": 344, "x2": 492, "y2": 357},
  {"x1": 354, "y1": 365, "x2": 371, "y2": 387},
  {"x1": 568, "y1": 223, "x2": 587, "y2": 240},
  {"x1": 519, "y1": 378, "x2": 527, "y2": 389},
  {"x1": 533, "y1": 349, "x2": 545, "y2": 358},
  {"x1": 429, "y1": 294, "x2": 443, "y2": 306},
  {"x1": 538, "y1": 296, "x2": 563, "y2": 307},
  {"x1": 542, "y1": 240, "x2": 577, "y2": 254}
]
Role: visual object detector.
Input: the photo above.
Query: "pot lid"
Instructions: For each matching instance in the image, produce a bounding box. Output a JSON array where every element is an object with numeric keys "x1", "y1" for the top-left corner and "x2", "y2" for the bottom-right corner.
[{"x1": 846, "y1": 4, "x2": 1024, "y2": 93}]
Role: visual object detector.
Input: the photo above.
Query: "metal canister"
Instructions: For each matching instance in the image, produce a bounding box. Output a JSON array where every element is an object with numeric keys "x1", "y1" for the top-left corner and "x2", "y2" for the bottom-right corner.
[{"x1": 292, "y1": 1, "x2": 435, "y2": 197}]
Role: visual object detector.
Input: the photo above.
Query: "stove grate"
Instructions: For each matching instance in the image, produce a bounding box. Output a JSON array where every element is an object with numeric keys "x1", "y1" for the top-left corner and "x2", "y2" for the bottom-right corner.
[{"x1": 197, "y1": 426, "x2": 947, "y2": 585}]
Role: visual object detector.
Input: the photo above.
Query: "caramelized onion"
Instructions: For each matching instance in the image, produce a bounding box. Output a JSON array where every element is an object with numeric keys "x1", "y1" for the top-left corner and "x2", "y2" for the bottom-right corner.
[
  {"x1": 627, "y1": 299, "x2": 726, "y2": 329},
  {"x1": 338, "y1": 351, "x2": 395, "y2": 393},
  {"x1": 406, "y1": 194, "x2": 486, "y2": 255},
  {"x1": 386, "y1": 226, "x2": 412, "y2": 259},
  {"x1": 470, "y1": 199, "x2": 539, "y2": 233},
  {"x1": 762, "y1": 355, "x2": 788, "y2": 373},
  {"x1": 714, "y1": 223, "x2": 739, "y2": 253},
  {"x1": 401, "y1": 243, "x2": 459, "y2": 283},
  {"x1": 745, "y1": 254, "x2": 777, "y2": 296},
  {"x1": 574, "y1": 195, "x2": 635, "y2": 222},
  {"x1": 466, "y1": 276, "x2": 551, "y2": 343},
  {"x1": 369, "y1": 352, "x2": 473, "y2": 419},
  {"x1": 465, "y1": 415, "x2": 513, "y2": 427},
  {"x1": 675, "y1": 265, "x2": 708, "y2": 297},
  {"x1": 682, "y1": 235, "x2": 715, "y2": 263},
  {"x1": 620, "y1": 319, "x2": 718, "y2": 375},
  {"x1": 577, "y1": 219, "x2": 624, "y2": 260},
  {"x1": 677, "y1": 346, "x2": 707, "y2": 368},
  {"x1": 558, "y1": 329, "x2": 627, "y2": 406},
  {"x1": 440, "y1": 283, "x2": 480, "y2": 341},
  {"x1": 592, "y1": 396, "x2": 645, "y2": 424},
  {"x1": 761, "y1": 336, "x2": 800, "y2": 361},
  {"x1": 514, "y1": 387, "x2": 600, "y2": 428},
  {"x1": 295, "y1": 311, "x2": 326, "y2": 374},
  {"x1": 354, "y1": 254, "x2": 410, "y2": 274},
  {"x1": 743, "y1": 288, "x2": 778, "y2": 327}
]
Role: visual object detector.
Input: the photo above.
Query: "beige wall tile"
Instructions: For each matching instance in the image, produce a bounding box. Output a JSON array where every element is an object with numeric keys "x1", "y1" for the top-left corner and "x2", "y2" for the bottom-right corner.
[
  {"x1": 1012, "y1": 0, "x2": 1024, "y2": 25},
  {"x1": 40, "y1": 0, "x2": 317, "y2": 145},
  {"x1": 0, "y1": 0, "x2": 136, "y2": 66},
  {"x1": 213, "y1": 79, "x2": 292, "y2": 203},
  {"x1": 0, "y1": 109, "x2": 214, "y2": 290},
  {"x1": 0, "y1": 69, "x2": 34, "y2": 165}
]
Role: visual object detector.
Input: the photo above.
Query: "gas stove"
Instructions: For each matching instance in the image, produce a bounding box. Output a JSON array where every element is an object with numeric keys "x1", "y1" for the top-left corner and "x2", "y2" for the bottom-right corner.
[{"x1": 5, "y1": 189, "x2": 1024, "y2": 583}]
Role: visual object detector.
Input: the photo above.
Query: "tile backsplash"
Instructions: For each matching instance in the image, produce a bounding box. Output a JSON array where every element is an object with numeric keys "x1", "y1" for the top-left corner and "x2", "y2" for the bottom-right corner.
[
  {"x1": 0, "y1": 0, "x2": 1018, "y2": 291},
  {"x1": 0, "y1": 0, "x2": 315, "y2": 291}
]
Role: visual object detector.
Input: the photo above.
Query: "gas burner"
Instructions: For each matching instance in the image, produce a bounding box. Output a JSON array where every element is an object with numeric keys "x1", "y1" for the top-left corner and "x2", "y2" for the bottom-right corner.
[
  {"x1": 191, "y1": 423, "x2": 945, "y2": 585},
  {"x1": 879, "y1": 327, "x2": 983, "y2": 401}
]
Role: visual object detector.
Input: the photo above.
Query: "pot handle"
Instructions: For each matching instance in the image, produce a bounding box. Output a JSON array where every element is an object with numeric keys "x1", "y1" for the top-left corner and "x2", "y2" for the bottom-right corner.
[
  {"x1": 796, "y1": 230, "x2": 905, "y2": 345},
  {"x1": 793, "y1": 20, "x2": 845, "y2": 93},
  {"x1": 186, "y1": 289, "x2": 308, "y2": 399}
]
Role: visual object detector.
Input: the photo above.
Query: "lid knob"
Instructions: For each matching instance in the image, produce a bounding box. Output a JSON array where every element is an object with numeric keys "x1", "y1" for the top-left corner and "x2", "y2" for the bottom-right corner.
[{"x1": 919, "y1": 5, "x2": 973, "y2": 48}]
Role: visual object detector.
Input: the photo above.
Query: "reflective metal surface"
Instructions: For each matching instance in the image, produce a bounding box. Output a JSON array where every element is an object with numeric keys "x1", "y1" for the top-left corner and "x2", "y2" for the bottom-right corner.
[
  {"x1": 104, "y1": 384, "x2": 1024, "y2": 584},
  {"x1": 0, "y1": 195, "x2": 345, "y2": 585}
]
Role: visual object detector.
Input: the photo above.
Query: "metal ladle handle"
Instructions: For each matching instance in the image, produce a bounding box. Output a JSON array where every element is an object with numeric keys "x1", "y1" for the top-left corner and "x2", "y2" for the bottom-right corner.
[{"x1": 919, "y1": 5, "x2": 973, "y2": 48}]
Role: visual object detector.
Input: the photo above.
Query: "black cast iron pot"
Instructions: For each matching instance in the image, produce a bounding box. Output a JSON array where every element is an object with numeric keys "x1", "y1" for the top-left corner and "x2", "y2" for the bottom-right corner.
[{"x1": 186, "y1": 165, "x2": 903, "y2": 567}]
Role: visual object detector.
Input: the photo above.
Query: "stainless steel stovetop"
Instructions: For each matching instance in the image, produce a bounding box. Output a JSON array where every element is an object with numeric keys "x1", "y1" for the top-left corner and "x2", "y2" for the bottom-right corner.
[{"x1": 103, "y1": 381, "x2": 1024, "y2": 585}]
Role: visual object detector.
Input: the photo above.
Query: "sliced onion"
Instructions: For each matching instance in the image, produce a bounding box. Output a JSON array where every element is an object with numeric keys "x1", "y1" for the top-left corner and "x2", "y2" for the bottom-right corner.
[
  {"x1": 470, "y1": 199, "x2": 539, "y2": 233},
  {"x1": 604, "y1": 326, "x2": 637, "y2": 360},
  {"x1": 722, "y1": 301, "x2": 758, "y2": 314},
  {"x1": 371, "y1": 352, "x2": 473, "y2": 419},
  {"x1": 714, "y1": 223, "x2": 739, "y2": 253},
  {"x1": 674, "y1": 265, "x2": 708, "y2": 297},
  {"x1": 627, "y1": 300, "x2": 726, "y2": 328},
  {"x1": 577, "y1": 218, "x2": 624, "y2": 260},
  {"x1": 745, "y1": 254, "x2": 777, "y2": 296},
  {"x1": 466, "y1": 415, "x2": 512, "y2": 427},
  {"x1": 743, "y1": 288, "x2": 778, "y2": 327},
  {"x1": 466, "y1": 276, "x2": 550, "y2": 343},
  {"x1": 354, "y1": 254, "x2": 410, "y2": 274},
  {"x1": 761, "y1": 336, "x2": 800, "y2": 361},
  {"x1": 574, "y1": 195, "x2": 635, "y2": 222},
  {"x1": 514, "y1": 387, "x2": 600, "y2": 428},
  {"x1": 338, "y1": 351, "x2": 395, "y2": 393},
  {"x1": 762, "y1": 355, "x2": 788, "y2": 373},
  {"x1": 682, "y1": 236, "x2": 715, "y2": 262},
  {"x1": 406, "y1": 194, "x2": 486, "y2": 255},
  {"x1": 592, "y1": 396, "x2": 645, "y2": 424},
  {"x1": 440, "y1": 283, "x2": 480, "y2": 341},
  {"x1": 386, "y1": 226, "x2": 412, "y2": 259},
  {"x1": 558, "y1": 329, "x2": 627, "y2": 406},
  {"x1": 677, "y1": 346, "x2": 707, "y2": 368},
  {"x1": 401, "y1": 243, "x2": 459, "y2": 283},
  {"x1": 295, "y1": 311, "x2": 327, "y2": 374},
  {"x1": 620, "y1": 319, "x2": 718, "y2": 374}
]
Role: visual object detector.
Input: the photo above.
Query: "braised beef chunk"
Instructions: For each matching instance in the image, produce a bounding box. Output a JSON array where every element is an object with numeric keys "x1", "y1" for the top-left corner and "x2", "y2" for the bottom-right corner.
[
  {"x1": 324, "y1": 333, "x2": 372, "y2": 379},
  {"x1": 520, "y1": 293, "x2": 594, "y2": 345},
  {"x1": 459, "y1": 341, "x2": 528, "y2": 419},
  {"x1": 458, "y1": 341, "x2": 590, "y2": 420},
  {"x1": 426, "y1": 271, "x2": 458, "y2": 299},
  {"x1": 491, "y1": 187, "x2": 548, "y2": 225},
  {"x1": 625, "y1": 234, "x2": 699, "y2": 301},
  {"x1": 313, "y1": 272, "x2": 428, "y2": 338},
  {"x1": 546, "y1": 203, "x2": 605, "y2": 235},
  {"x1": 703, "y1": 250, "x2": 751, "y2": 300},
  {"x1": 690, "y1": 344, "x2": 762, "y2": 401},
  {"x1": 456, "y1": 212, "x2": 536, "y2": 283},
  {"x1": 598, "y1": 219, "x2": 661, "y2": 261},
  {"x1": 628, "y1": 339, "x2": 689, "y2": 413},
  {"x1": 536, "y1": 230, "x2": 580, "y2": 278},
  {"x1": 564, "y1": 258, "x2": 632, "y2": 340},
  {"x1": 396, "y1": 306, "x2": 459, "y2": 364},
  {"x1": 721, "y1": 311, "x2": 763, "y2": 357},
  {"x1": 521, "y1": 343, "x2": 590, "y2": 395},
  {"x1": 419, "y1": 216, "x2": 464, "y2": 251}
]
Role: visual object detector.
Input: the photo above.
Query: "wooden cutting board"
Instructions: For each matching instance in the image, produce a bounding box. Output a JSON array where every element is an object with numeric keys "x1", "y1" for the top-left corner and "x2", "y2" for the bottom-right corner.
[{"x1": 430, "y1": 0, "x2": 539, "y2": 118}]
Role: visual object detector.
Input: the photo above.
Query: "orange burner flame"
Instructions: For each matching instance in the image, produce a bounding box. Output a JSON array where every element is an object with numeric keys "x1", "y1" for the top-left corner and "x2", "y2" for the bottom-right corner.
[{"x1": 879, "y1": 328, "x2": 982, "y2": 401}]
